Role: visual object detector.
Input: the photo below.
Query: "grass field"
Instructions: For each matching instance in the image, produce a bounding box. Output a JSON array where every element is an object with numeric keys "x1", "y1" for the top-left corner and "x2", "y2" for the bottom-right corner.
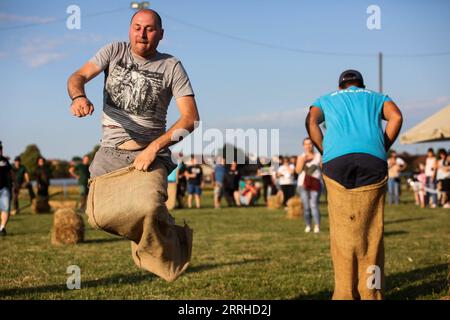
[{"x1": 0, "y1": 185, "x2": 448, "y2": 300}]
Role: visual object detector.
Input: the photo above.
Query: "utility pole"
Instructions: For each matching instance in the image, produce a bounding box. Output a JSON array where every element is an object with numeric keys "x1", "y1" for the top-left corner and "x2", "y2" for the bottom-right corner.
[{"x1": 378, "y1": 52, "x2": 383, "y2": 93}]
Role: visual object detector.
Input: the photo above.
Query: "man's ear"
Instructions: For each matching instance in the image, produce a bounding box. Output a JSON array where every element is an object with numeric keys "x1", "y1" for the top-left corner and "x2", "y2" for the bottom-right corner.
[{"x1": 159, "y1": 29, "x2": 164, "y2": 41}]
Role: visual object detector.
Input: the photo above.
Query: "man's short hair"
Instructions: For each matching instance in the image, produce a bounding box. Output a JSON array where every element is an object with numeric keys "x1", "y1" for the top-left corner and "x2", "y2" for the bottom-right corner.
[
  {"x1": 130, "y1": 9, "x2": 163, "y2": 29},
  {"x1": 14, "y1": 156, "x2": 21, "y2": 162}
]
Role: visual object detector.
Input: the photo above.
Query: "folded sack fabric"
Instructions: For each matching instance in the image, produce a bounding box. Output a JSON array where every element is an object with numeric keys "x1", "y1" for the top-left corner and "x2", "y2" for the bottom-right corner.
[
  {"x1": 323, "y1": 174, "x2": 387, "y2": 300},
  {"x1": 86, "y1": 161, "x2": 193, "y2": 282}
]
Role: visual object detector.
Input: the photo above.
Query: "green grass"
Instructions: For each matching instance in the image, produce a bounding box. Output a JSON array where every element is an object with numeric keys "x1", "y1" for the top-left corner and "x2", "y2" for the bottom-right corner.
[{"x1": 0, "y1": 187, "x2": 448, "y2": 300}]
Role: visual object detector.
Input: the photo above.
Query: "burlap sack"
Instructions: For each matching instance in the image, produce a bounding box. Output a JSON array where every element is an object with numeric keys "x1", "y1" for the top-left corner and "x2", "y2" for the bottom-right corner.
[
  {"x1": 166, "y1": 182, "x2": 177, "y2": 210},
  {"x1": 86, "y1": 162, "x2": 193, "y2": 282},
  {"x1": 323, "y1": 174, "x2": 387, "y2": 300},
  {"x1": 286, "y1": 196, "x2": 303, "y2": 219}
]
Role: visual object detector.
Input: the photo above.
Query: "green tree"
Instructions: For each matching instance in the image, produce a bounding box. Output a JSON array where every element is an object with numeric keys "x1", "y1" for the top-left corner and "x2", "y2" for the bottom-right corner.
[{"x1": 20, "y1": 144, "x2": 42, "y2": 178}]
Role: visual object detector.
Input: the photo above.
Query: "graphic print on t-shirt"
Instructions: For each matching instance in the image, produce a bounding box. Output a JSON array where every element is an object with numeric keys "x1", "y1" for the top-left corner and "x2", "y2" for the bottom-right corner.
[{"x1": 105, "y1": 60, "x2": 163, "y2": 116}]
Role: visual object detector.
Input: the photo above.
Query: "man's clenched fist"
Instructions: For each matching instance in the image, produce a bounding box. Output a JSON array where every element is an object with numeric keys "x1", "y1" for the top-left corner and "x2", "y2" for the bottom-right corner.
[{"x1": 71, "y1": 97, "x2": 94, "y2": 117}]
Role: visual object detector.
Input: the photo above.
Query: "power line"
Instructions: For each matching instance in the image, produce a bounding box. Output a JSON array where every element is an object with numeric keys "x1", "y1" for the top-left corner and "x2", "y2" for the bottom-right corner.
[
  {"x1": 158, "y1": 10, "x2": 450, "y2": 59},
  {"x1": 159, "y1": 11, "x2": 375, "y2": 58},
  {"x1": 385, "y1": 51, "x2": 450, "y2": 58},
  {"x1": 1, "y1": 7, "x2": 449, "y2": 59}
]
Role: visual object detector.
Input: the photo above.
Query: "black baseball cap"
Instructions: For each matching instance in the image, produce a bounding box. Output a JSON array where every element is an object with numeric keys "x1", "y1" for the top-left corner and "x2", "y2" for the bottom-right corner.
[{"x1": 339, "y1": 69, "x2": 365, "y2": 88}]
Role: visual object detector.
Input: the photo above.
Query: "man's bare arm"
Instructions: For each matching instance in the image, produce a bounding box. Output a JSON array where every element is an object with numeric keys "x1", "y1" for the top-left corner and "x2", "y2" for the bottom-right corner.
[
  {"x1": 305, "y1": 106, "x2": 324, "y2": 154},
  {"x1": 383, "y1": 101, "x2": 403, "y2": 151},
  {"x1": 133, "y1": 95, "x2": 200, "y2": 171},
  {"x1": 67, "y1": 61, "x2": 102, "y2": 117}
]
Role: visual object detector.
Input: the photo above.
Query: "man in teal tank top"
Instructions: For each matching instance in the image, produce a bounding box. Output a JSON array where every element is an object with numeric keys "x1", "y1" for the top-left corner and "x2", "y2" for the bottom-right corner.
[{"x1": 306, "y1": 70, "x2": 403, "y2": 300}]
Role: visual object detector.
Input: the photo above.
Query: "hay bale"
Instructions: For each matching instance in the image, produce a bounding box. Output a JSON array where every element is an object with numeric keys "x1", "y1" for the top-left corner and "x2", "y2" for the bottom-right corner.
[
  {"x1": 32, "y1": 196, "x2": 51, "y2": 214},
  {"x1": 267, "y1": 191, "x2": 284, "y2": 209},
  {"x1": 286, "y1": 196, "x2": 303, "y2": 219},
  {"x1": 51, "y1": 208, "x2": 84, "y2": 245},
  {"x1": 49, "y1": 200, "x2": 78, "y2": 210}
]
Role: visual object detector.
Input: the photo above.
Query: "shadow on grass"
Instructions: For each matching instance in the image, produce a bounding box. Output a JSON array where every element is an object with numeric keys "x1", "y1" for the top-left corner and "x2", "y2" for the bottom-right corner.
[
  {"x1": 82, "y1": 237, "x2": 126, "y2": 244},
  {"x1": 293, "y1": 290, "x2": 332, "y2": 300},
  {"x1": 385, "y1": 217, "x2": 427, "y2": 225},
  {"x1": 0, "y1": 258, "x2": 267, "y2": 298},
  {"x1": 384, "y1": 230, "x2": 409, "y2": 237},
  {"x1": 4, "y1": 230, "x2": 50, "y2": 236},
  {"x1": 293, "y1": 263, "x2": 447, "y2": 300},
  {"x1": 386, "y1": 263, "x2": 448, "y2": 300},
  {"x1": 0, "y1": 272, "x2": 155, "y2": 298}
]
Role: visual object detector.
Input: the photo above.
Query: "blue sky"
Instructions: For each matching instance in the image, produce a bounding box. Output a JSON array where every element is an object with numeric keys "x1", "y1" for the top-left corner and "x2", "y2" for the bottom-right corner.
[{"x1": 0, "y1": 0, "x2": 449, "y2": 160}]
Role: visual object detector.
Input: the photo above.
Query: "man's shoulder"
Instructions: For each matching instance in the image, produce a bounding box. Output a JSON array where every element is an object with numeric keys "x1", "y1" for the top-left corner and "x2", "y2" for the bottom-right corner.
[
  {"x1": 97, "y1": 41, "x2": 129, "y2": 54},
  {"x1": 105, "y1": 41, "x2": 128, "y2": 49},
  {"x1": 155, "y1": 52, "x2": 182, "y2": 66}
]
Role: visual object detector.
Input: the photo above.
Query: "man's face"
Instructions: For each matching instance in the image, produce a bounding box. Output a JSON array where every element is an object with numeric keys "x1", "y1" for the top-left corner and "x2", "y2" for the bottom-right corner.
[
  {"x1": 14, "y1": 160, "x2": 20, "y2": 168},
  {"x1": 82, "y1": 156, "x2": 90, "y2": 165},
  {"x1": 129, "y1": 11, "x2": 164, "y2": 58},
  {"x1": 38, "y1": 159, "x2": 44, "y2": 166}
]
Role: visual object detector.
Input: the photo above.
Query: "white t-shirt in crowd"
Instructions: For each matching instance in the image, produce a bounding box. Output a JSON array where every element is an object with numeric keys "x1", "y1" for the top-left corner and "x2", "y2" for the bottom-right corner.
[
  {"x1": 388, "y1": 157, "x2": 406, "y2": 178},
  {"x1": 436, "y1": 159, "x2": 450, "y2": 180},
  {"x1": 277, "y1": 164, "x2": 295, "y2": 185},
  {"x1": 298, "y1": 152, "x2": 322, "y2": 187},
  {"x1": 425, "y1": 157, "x2": 437, "y2": 177}
]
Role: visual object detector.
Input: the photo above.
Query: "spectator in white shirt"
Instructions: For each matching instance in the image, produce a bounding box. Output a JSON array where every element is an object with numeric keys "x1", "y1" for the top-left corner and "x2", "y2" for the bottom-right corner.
[
  {"x1": 387, "y1": 150, "x2": 406, "y2": 205},
  {"x1": 277, "y1": 157, "x2": 295, "y2": 206}
]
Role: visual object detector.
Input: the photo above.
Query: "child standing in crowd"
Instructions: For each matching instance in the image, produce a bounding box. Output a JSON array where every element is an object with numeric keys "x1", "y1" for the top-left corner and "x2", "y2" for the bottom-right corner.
[{"x1": 410, "y1": 164, "x2": 427, "y2": 208}]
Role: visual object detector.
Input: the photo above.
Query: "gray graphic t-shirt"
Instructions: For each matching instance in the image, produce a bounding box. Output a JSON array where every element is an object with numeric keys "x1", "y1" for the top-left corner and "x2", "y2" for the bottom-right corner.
[{"x1": 90, "y1": 42, "x2": 194, "y2": 170}]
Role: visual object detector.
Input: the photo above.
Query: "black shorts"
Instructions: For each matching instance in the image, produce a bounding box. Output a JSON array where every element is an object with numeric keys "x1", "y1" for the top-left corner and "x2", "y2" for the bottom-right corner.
[{"x1": 323, "y1": 153, "x2": 387, "y2": 189}]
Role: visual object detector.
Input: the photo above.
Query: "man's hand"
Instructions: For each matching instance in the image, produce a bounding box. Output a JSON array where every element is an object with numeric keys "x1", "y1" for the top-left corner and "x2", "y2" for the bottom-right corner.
[
  {"x1": 71, "y1": 97, "x2": 94, "y2": 117},
  {"x1": 305, "y1": 106, "x2": 324, "y2": 154},
  {"x1": 67, "y1": 61, "x2": 102, "y2": 116},
  {"x1": 133, "y1": 146, "x2": 157, "y2": 171}
]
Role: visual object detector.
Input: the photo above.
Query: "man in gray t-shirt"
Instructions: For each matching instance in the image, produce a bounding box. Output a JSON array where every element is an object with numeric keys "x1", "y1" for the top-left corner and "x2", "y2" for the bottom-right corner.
[{"x1": 67, "y1": 9, "x2": 199, "y2": 177}]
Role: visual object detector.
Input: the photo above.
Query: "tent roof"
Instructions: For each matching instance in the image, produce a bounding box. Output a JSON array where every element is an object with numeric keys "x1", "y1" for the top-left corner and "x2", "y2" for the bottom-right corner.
[{"x1": 400, "y1": 104, "x2": 450, "y2": 144}]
